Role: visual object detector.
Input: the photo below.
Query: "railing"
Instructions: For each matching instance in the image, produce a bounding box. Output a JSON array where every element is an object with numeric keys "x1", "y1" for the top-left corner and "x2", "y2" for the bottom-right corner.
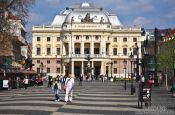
[{"x1": 61, "y1": 54, "x2": 110, "y2": 59}]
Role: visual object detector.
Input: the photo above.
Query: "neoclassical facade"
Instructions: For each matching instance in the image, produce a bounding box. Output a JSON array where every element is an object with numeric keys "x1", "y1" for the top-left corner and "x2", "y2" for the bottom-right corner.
[{"x1": 32, "y1": 3, "x2": 142, "y2": 78}]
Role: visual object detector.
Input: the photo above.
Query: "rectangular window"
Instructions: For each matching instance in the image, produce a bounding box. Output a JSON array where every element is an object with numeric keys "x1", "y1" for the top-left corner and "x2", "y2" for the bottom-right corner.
[
  {"x1": 76, "y1": 36, "x2": 79, "y2": 40},
  {"x1": 37, "y1": 60, "x2": 40, "y2": 64},
  {"x1": 47, "y1": 37, "x2": 50, "y2": 41},
  {"x1": 57, "y1": 48, "x2": 60, "y2": 55},
  {"x1": 94, "y1": 48, "x2": 99, "y2": 54},
  {"x1": 37, "y1": 48, "x2": 41, "y2": 55},
  {"x1": 133, "y1": 48, "x2": 138, "y2": 55},
  {"x1": 114, "y1": 68, "x2": 117, "y2": 74},
  {"x1": 133, "y1": 37, "x2": 137, "y2": 42},
  {"x1": 37, "y1": 37, "x2": 40, "y2": 41},
  {"x1": 47, "y1": 60, "x2": 50, "y2": 64},
  {"x1": 113, "y1": 37, "x2": 117, "y2": 42},
  {"x1": 113, "y1": 48, "x2": 117, "y2": 55},
  {"x1": 47, "y1": 68, "x2": 50, "y2": 73},
  {"x1": 57, "y1": 37, "x2": 60, "y2": 41},
  {"x1": 123, "y1": 37, "x2": 127, "y2": 42},
  {"x1": 84, "y1": 48, "x2": 90, "y2": 54},
  {"x1": 114, "y1": 61, "x2": 117, "y2": 64},
  {"x1": 123, "y1": 48, "x2": 127, "y2": 55},
  {"x1": 47, "y1": 48, "x2": 51, "y2": 55},
  {"x1": 57, "y1": 68, "x2": 60, "y2": 73},
  {"x1": 37, "y1": 68, "x2": 40, "y2": 73},
  {"x1": 57, "y1": 60, "x2": 61, "y2": 64},
  {"x1": 86, "y1": 36, "x2": 89, "y2": 40},
  {"x1": 75, "y1": 48, "x2": 80, "y2": 54},
  {"x1": 66, "y1": 48, "x2": 69, "y2": 55}
]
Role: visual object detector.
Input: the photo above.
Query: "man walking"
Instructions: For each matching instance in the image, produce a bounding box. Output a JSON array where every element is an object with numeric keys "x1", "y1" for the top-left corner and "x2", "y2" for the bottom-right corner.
[
  {"x1": 79, "y1": 74, "x2": 83, "y2": 86},
  {"x1": 64, "y1": 74, "x2": 74, "y2": 103},
  {"x1": 23, "y1": 76, "x2": 29, "y2": 89}
]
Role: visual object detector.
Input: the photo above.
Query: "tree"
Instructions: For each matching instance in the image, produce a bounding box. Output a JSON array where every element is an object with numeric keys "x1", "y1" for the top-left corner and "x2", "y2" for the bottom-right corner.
[
  {"x1": 0, "y1": 0, "x2": 35, "y2": 39},
  {"x1": 157, "y1": 37, "x2": 175, "y2": 86}
]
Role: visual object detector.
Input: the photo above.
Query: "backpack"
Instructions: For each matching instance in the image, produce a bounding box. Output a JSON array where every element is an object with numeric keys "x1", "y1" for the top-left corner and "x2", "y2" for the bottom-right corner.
[{"x1": 54, "y1": 83, "x2": 58, "y2": 90}]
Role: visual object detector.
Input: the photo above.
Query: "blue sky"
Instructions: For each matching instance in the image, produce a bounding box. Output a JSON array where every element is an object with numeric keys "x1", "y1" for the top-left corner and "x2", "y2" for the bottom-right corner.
[{"x1": 27, "y1": 0, "x2": 175, "y2": 40}]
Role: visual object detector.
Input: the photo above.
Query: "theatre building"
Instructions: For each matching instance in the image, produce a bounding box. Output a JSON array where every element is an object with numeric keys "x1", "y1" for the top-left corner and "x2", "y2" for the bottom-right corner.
[{"x1": 32, "y1": 3, "x2": 142, "y2": 79}]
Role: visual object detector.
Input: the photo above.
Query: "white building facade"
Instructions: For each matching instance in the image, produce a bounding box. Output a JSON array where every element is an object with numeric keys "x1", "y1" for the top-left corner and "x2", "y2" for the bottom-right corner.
[{"x1": 32, "y1": 3, "x2": 142, "y2": 79}]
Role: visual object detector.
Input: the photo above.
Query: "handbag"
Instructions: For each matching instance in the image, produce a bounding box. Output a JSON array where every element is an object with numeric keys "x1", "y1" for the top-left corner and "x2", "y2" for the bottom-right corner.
[
  {"x1": 63, "y1": 78, "x2": 71, "y2": 92},
  {"x1": 63, "y1": 85, "x2": 66, "y2": 92}
]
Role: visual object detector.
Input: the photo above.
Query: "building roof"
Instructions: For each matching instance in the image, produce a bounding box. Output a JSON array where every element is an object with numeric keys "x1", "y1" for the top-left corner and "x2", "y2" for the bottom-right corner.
[{"x1": 51, "y1": 2, "x2": 122, "y2": 27}]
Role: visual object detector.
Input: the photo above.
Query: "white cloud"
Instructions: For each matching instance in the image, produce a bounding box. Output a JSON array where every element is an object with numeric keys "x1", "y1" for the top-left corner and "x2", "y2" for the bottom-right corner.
[
  {"x1": 92, "y1": 0, "x2": 155, "y2": 15},
  {"x1": 45, "y1": 0, "x2": 60, "y2": 8},
  {"x1": 133, "y1": 16, "x2": 152, "y2": 26}
]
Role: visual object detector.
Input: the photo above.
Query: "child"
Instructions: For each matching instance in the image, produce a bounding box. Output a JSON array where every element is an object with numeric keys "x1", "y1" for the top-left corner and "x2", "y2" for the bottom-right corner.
[{"x1": 52, "y1": 78, "x2": 61, "y2": 101}]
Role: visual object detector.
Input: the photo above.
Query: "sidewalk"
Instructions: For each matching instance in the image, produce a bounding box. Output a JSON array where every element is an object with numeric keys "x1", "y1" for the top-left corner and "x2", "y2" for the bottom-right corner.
[{"x1": 136, "y1": 85, "x2": 175, "y2": 115}]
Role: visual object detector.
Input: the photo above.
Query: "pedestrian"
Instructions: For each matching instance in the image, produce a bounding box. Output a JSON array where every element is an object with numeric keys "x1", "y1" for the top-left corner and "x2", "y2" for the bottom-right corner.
[
  {"x1": 79, "y1": 74, "x2": 83, "y2": 86},
  {"x1": 52, "y1": 78, "x2": 61, "y2": 101},
  {"x1": 48, "y1": 76, "x2": 52, "y2": 87},
  {"x1": 64, "y1": 74, "x2": 75, "y2": 103},
  {"x1": 23, "y1": 76, "x2": 29, "y2": 89}
]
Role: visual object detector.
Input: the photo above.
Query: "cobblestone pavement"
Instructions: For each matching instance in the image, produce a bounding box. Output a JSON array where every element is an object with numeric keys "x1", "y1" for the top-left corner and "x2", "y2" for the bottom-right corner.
[{"x1": 0, "y1": 81, "x2": 174, "y2": 115}]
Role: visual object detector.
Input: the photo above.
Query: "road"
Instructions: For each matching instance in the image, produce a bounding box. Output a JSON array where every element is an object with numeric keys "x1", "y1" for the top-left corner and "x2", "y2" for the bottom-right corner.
[{"x1": 0, "y1": 81, "x2": 174, "y2": 115}]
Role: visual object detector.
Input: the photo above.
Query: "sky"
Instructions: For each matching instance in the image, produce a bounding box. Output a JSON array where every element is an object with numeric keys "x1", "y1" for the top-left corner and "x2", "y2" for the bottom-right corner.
[{"x1": 26, "y1": 0, "x2": 175, "y2": 41}]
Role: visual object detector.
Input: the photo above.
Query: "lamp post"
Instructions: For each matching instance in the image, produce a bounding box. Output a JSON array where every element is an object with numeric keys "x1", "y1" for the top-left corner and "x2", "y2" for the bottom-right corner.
[
  {"x1": 40, "y1": 62, "x2": 43, "y2": 77},
  {"x1": 85, "y1": 55, "x2": 93, "y2": 79},
  {"x1": 123, "y1": 59, "x2": 127, "y2": 90},
  {"x1": 130, "y1": 53, "x2": 134, "y2": 95},
  {"x1": 135, "y1": 43, "x2": 139, "y2": 82},
  {"x1": 154, "y1": 28, "x2": 158, "y2": 86}
]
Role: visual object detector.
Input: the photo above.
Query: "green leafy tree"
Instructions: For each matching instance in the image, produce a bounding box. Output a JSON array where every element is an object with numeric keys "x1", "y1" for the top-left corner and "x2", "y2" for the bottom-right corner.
[{"x1": 157, "y1": 37, "x2": 175, "y2": 85}]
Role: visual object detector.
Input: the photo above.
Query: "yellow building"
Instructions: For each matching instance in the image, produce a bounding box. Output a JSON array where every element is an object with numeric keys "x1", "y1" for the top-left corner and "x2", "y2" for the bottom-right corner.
[{"x1": 32, "y1": 3, "x2": 142, "y2": 79}]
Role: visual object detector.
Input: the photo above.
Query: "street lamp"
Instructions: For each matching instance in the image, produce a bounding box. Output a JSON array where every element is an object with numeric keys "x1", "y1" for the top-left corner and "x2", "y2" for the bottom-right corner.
[
  {"x1": 123, "y1": 59, "x2": 127, "y2": 90},
  {"x1": 135, "y1": 43, "x2": 139, "y2": 82},
  {"x1": 130, "y1": 53, "x2": 134, "y2": 95},
  {"x1": 85, "y1": 55, "x2": 93, "y2": 79},
  {"x1": 40, "y1": 62, "x2": 43, "y2": 77}
]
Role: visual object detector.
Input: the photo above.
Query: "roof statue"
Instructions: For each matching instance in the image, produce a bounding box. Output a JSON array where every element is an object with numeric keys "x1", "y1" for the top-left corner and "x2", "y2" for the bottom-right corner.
[
  {"x1": 81, "y1": 13, "x2": 93, "y2": 23},
  {"x1": 71, "y1": 17, "x2": 74, "y2": 23},
  {"x1": 100, "y1": 17, "x2": 104, "y2": 24},
  {"x1": 51, "y1": 3, "x2": 123, "y2": 26}
]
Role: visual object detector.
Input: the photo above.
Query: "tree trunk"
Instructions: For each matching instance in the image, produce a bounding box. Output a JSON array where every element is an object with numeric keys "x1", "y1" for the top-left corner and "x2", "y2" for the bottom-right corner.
[{"x1": 165, "y1": 68, "x2": 168, "y2": 90}]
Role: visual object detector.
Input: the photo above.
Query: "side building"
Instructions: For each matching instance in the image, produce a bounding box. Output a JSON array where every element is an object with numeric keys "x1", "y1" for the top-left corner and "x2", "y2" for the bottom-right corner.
[{"x1": 32, "y1": 3, "x2": 142, "y2": 79}]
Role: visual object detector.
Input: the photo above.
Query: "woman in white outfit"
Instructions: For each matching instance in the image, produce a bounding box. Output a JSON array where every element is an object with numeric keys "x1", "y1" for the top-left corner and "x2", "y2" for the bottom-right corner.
[{"x1": 64, "y1": 75, "x2": 74, "y2": 103}]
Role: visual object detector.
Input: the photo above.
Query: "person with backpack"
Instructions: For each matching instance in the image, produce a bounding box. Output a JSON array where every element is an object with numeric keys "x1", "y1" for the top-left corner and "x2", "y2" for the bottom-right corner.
[
  {"x1": 64, "y1": 74, "x2": 75, "y2": 103},
  {"x1": 52, "y1": 78, "x2": 61, "y2": 101}
]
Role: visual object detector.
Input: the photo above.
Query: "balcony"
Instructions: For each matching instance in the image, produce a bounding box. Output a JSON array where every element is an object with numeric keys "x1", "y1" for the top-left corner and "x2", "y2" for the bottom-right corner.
[{"x1": 62, "y1": 54, "x2": 110, "y2": 59}]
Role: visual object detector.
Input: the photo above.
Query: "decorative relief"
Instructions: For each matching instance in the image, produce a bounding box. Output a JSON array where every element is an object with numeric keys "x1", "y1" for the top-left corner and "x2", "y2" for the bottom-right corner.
[{"x1": 81, "y1": 13, "x2": 93, "y2": 23}]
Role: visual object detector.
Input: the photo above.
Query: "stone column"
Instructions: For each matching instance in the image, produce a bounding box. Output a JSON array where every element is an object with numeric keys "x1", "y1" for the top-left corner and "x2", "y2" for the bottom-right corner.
[
  {"x1": 81, "y1": 61, "x2": 84, "y2": 75},
  {"x1": 69, "y1": 42, "x2": 71, "y2": 57},
  {"x1": 71, "y1": 61, "x2": 74, "y2": 77},
  {"x1": 91, "y1": 61, "x2": 94, "y2": 76},
  {"x1": 63, "y1": 65, "x2": 65, "y2": 76},
  {"x1": 72, "y1": 40, "x2": 74, "y2": 55},
  {"x1": 81, "y1": 42, "x2": 84, "y2": 56},
  {"x1": 90, "y1": 41, "x2": 94, "y2": 55},
  {"x1": 101, "y1": 61, "x2": 104, "y2": 75}
]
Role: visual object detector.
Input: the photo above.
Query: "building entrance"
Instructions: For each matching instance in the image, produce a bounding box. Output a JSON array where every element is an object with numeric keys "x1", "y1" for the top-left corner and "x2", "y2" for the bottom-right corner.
[
  {"x1": 75, "y1": 66, "x2": 81, "y2": 78},
  {"x1": 94, "y1": 66, "x2": 100, "y2": 80}
]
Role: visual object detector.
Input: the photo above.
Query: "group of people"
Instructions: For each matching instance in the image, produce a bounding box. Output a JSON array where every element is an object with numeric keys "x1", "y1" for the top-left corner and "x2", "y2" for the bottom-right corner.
[{"x1": 51, "y1": 74, "x2": 75, "y2": 103}]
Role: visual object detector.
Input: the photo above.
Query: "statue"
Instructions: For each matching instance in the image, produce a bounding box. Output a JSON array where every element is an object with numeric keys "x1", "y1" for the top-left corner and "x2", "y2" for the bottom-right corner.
[
  {"x1": 81, "y1": 13, "x2": 93, "y2": 23},
  {"x1": 71, "y1": 17, "x2": 74, "y2": 23},
  {"x1": 100, "y1": 17, "x2": 104, "y2": 23}
]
